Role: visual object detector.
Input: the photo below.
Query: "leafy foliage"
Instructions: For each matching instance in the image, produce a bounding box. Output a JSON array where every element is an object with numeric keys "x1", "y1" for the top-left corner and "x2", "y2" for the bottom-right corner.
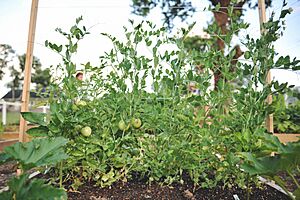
[
  {"x1": 0, "y1": 174, "x2": 67, "y2": 200},
  {"x1": 130, "y1": 0, "x2": 272, "y2": 30},
  {"x1": 3, "y1": 137, "x2": 68, "y2": 171},
  {"x1": 131, "y1": 0, "x2": 196, "y2": 30},
  {"x1": 273, "y1": 94, "x2": 300, "y2": 133},
  {"x1": 0, "y1": 44, "x2": 15, "y2": 80},
  {"x1": 0, "y1": 137, "x2": 68, "y2": 199},
  {"x1": 7, "y1": 54, "x2": 45, "y2": 98},
  {"x1": 18, "y1": 53, "x2": 51, "y2": 89},
  {"x1": 21, "y1": 112, "x2": 48, "y2": 126},
  {"x1": 24, "y1": 6, "x2": 300, "y2": 192},
  {"x1": 241, "y1": 139, "x2": 300, "y2": 199}
]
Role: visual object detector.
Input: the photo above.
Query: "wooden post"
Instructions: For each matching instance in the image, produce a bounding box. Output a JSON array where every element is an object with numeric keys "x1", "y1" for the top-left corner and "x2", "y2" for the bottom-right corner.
[
  {"x1": 258, "y1": 0, "x2": 273, "y2": 133},
  {"x1": 19, "y1": 0, "x2": 39, "y2": 142}
]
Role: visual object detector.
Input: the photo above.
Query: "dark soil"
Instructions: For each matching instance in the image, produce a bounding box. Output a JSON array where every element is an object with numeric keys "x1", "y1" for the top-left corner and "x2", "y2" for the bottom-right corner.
[
  {"x1": 66, "y1": 172, "x2": 290, "y2": 200},
  {"x1": 67, "y1": 179, "x2": 290, "y2": 200},
  {"x1": 0, "y1": 163, "x2": 291, "y2": 200},
  {"x1": 278, "y1": 172, "x2": 300, "y2": 192},
  {"x1": 0, "y1": 161, "x2": 16, "y2": 188}
]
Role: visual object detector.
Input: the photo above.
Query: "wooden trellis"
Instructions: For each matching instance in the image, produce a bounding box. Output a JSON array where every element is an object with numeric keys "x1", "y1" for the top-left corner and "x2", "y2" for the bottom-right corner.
[
  {"x1": 258, "y1": 0, "x2": 273, "y2": 133},
  {"x1": 19, "y1": 0, "x2": 39, "y2": 142}
]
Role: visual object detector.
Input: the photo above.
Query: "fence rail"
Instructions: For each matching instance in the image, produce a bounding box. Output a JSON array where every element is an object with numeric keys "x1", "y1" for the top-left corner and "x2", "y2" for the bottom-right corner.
[{"x1": 0, "y1": 101, "x2": 49, "y2": 125}]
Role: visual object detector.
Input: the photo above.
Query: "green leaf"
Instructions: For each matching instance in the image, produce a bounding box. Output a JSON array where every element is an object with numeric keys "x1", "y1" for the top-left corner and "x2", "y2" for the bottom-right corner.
[
  {"x1": 240, "y1": 153, "x2": 282, "y2": 175},
  {"x1": 293, "y1": 188, "x2": 300, "y2": 199},
  {"x1": 4, "y1": 137, "x2": 68, "y2": 170},
  {"x1": 241, "y1": 141, "x2": 300, "y2": 176},
  {"x1": 70, "y1": 43, "x2": 78, "y2": 53},
  {"x1": 56, "y1": 112, "x2": 65, "y2": 123},
  {"x1": 0, "y1": 174, "x2": 67, "y2": 200},
  {"x1": 21, "y1": 112, "x2": 47, "y2": 126},
  {"x1": 76, "y1": 16, "x2": 83, "y2": 24},
  {"x1": 57, "y1": 45, "x2": 63, "y2": 53},
  {"x1": 280, "y1": 9, "x2": 292, "y2": 19},
  {"x1": 146, "y1": 40, "x2": 152, "y2": 46},
  {"x1": 0, "y1": 152, "x2": 12, "y2": 164},
  {"x1": 70, "y1": 25, "x2": 77, "y2": 33},
  {"x1": 26, "y1": 126, "x2": 49, "y2": 137}
]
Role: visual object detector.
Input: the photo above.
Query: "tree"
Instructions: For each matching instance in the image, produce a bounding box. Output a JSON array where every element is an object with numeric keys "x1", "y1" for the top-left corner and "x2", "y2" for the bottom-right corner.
[
  {"x1": 7, "y1": 54, "x2": 51, "y2": 100},
  {"x1": 131, "y1": 0, "x2": 272, "y2": 88},
  {"x1": 6, "y1": 65, "x2": 22, "y2": 100},
  {"x1": 0, "y1": 44, "x2": 15, "y2": 80},
  {"x1": 131, "y1": 0, "x2": 271, "y2": 41},
  {"x1": 32, "y1": 68, "x2": 51, "y2": 89},
  {"x1": 18, "y1": 54, "x2": 42, "y2": 72},
  {"x1": 18, "y1": 54, "x2": 51, "y2": 89}
]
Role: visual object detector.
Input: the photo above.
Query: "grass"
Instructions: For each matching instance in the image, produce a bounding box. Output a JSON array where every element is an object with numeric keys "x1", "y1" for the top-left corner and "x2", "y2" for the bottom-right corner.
[{"x1": 0, "y1": 111, "x2": 20, "y2": 125}]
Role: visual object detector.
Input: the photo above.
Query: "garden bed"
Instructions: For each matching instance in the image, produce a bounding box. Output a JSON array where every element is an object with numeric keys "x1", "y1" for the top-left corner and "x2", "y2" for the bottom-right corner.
[
  {"x1": 274, "y1": 134, "x2": 300, "y2": 143},
  {"x1": 0, "y1": 139, "x2": 18, "y2": 151},
  {"x1": 0, "y1": 163, "x2": 290, "y2": 200},
  {"x1": 65, "y1": 171, "x2": 295, "y2": 200},
  {"x1": 66, "y1": 178, "x2": 289, "y2": 200}
]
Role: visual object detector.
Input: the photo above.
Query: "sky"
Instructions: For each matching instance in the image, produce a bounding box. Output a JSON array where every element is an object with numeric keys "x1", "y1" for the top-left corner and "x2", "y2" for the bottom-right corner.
[{"x1": 0, "y1": 0, "x2": 299, "y2": 98}]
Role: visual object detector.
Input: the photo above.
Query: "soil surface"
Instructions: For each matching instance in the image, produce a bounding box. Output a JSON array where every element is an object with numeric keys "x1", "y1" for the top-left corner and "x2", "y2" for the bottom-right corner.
[
  {"x1": 67, "y1": 180, "x2": 291, "y2": 200},
  {"x1": 279, "y1": 172, "x2": 300, "y2": 193},
  {"x1": 0, "y1": 163, "x2": 291, "y2": 200},
  {"x1": 0, "y1": 162, "x2": 16, "y2": 188},
  {"x1": 66, "y1": 176, "x2": 290, "y2": 200}
]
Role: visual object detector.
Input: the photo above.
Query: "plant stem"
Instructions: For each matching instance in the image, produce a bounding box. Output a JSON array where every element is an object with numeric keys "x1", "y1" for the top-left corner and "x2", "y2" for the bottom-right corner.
[
  {"x1": 246, "y1": 173, "x2": 250, "y2": 200},
  {"x1": 59, "y1": 161, "x2": 63, "y2": 188},
  {"x1": 287, "y1": 170, "x2": 300, "y2": 188},
  {"x1": 274, "y1": 176, "x2": 295, "y2": 200},
  {"x1": 296, "y1": 166, "x2": 300, "y2": 174}
]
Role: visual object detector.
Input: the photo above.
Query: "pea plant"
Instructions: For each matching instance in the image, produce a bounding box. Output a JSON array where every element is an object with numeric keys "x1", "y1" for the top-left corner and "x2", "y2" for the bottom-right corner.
[{"x1": 24, "y1": 3, "x2": 300, "y2": 192}]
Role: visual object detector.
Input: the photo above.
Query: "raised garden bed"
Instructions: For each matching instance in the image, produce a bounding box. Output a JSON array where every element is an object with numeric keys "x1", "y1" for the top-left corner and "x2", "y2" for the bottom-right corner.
[
  {"x1": 0, "y1": 162, "x2": 290, "y2": 200},
  {"x1": 66, "y1": 178, "x2": 289, "y2": 200},
  {"x1": 0, "y1": 139, "x2": 18, "y2": 151},
  {"x1": 274, "y1": 133, "x2": 300, "y2": 143}
]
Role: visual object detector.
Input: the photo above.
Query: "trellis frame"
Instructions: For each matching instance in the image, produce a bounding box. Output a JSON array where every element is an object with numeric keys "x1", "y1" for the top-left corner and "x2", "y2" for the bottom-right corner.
[
  {"x1": 19, "y1": 0, "x2": 39, "y2": 142},
  {"x1": 258, "y1": 0, "x2": 274, "y2": 133}
]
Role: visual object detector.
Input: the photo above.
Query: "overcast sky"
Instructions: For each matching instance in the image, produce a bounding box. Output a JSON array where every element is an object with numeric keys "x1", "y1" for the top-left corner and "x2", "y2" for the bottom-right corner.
[{"x1": 0, "y1": 0, "x2": 299, "y2": 98}]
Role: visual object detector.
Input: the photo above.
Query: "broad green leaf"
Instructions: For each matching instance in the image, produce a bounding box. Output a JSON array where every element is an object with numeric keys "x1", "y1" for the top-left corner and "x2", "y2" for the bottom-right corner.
[
  {"x1": 26, "y1": 126, "x2": 49, "y2": 137},
  {"x1": 0, "y1": 152, "x2": 12, "y2": 164},
  {"x1": 0, "y1": 174, "x2": 67, "y2": 200},
  {"x1": 4, "y1": 137, "x2": 68, "y2": 170},
  {"x1": 241, "y1": 141, "x2": 300, "y2": 176},
  {"x1": 241, "y1": 153, "x2": 283, "y2": 175},
  {"x1": 21, "y1": 112, "x2": 47, "y2": 126}
]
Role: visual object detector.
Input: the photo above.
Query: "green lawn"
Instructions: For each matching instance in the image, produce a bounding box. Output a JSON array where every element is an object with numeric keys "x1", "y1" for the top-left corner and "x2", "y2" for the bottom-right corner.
[{"x1": 0, "y1": 111, "x2": 21, "y2": 125}]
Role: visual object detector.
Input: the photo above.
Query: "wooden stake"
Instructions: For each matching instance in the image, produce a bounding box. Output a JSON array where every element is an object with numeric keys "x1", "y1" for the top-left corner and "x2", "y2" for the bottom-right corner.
[
  {"x1": 258, "y1": 0, "x2": 273, "y2": 133},
  {"x1": 19, "y1": 0, "x2": 39, "y2": 142}
]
